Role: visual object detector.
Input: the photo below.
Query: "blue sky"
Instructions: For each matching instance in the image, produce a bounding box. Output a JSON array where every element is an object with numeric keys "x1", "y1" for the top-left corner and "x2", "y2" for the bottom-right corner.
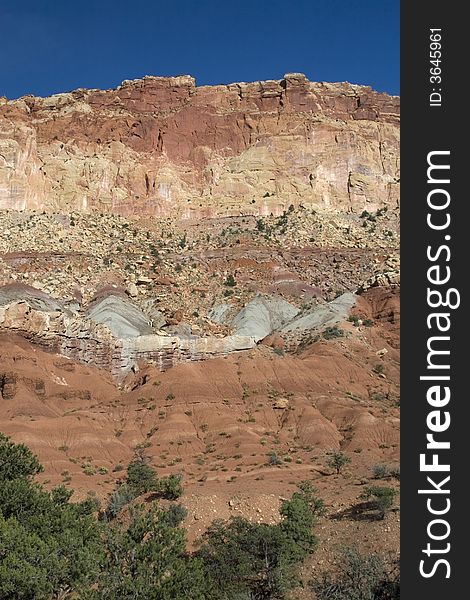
[{"x1": 1, "y1": 0, "x2": 399, "y2": 99}]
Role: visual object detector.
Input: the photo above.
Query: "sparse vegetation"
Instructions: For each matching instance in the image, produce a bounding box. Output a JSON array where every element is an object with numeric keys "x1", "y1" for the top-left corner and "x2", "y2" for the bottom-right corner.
[
  {"x1": 311, "y1": 547, "x2": 400, "y2": 600},
  {"x1": 327, "y1": 451, "x2": 351, "y2": 474},
  {"x1": 224, "y1": 274, "x2": 237, "y2": 287},
  {"x1": 361, "y1": 486, "x2": 398, "y2": 519},
  {"x1": 267, "y1": 451, "x2": 283, "y2": 466},
  {"x1": 126, "y1": 457, "x2": 158, "y2": 494},
  {"x1": 323, "y1": 325, "x2": 344, "y2": 340},
  {"x1": 0, "y1": 435, "x2": 333, "y2": 600},
  {"x1": 348, "y1": 314, "x2": 361, "y2": 326}
]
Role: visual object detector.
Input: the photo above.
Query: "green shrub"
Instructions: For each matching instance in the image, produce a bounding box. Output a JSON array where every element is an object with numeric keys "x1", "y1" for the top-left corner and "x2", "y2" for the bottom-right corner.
[
  {"x1": 326, "y1": 451, "x2": 351, "y2": 474},
  {"x1": 323, "y1": 326, "x2": 344, "y2": 340},
  {"x1": 372, "y1": 464, "x2": 391, "y2": 479},
  {"x1": 163, "y1": 503, "x2": 188, "y2": 527},
  {"x1": 104, "y1": 484, "x2": 136, "y2": 520},
  {"x1": 361, "y1": 486, "x2": 398, "y2": 519},
  {"x1": 156, "y1": 474, "x2": 184, "y2": 500},
  {"x1": 0, "y1": 433, "x2": 43, "y2": 481},
  {"x1": 267, "y1": 451, "x2": 282, "y2": 466},
  {"x1": 224, "y1": 274, "x2": 237, "y2": 287},
  {"x1": 198, "y1": 481, "x2": 323, "y2": 599},
  {"x1": 126, "y1": 458, "x2": 158, "y2": 494},
  {"x1": 311, "y1": 547, "x2": 400, "y2": 600}
]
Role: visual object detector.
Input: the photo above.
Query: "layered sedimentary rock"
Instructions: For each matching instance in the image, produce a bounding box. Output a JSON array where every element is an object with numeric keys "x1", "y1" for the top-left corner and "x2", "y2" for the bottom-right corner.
[
  {"x1": 0, "y1": 74, "x2": 399, "y2": 217},
  {"x1": 0, "y1": 284, "x2": 367, "y2": 379},
  {"x1": 0, "y1": 285, "x2": 256, "y2": 380}
]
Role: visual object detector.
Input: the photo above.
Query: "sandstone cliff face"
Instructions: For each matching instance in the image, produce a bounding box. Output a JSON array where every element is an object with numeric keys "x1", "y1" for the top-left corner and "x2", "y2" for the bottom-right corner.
[{"x1": 0, "y1": 74, "x2": 399, "y2": 217}]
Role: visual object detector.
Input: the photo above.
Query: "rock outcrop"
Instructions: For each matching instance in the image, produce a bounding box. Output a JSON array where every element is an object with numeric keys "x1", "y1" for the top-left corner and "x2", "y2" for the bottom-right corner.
[
  {"x1": 0, "y1": 284, "x2": 364, "y2": 380},
  {"x1": 0, "y1": 285, "x2": 256, "y2": 380},
  {"x1": 0, "y1": 74, "x2": 399, "y2": 217},
  {"x1": 280, "y1": 292, "x2": 357, "y2": 333},
  {"x1": 86, "y1": 294, "x2": 154, "y2": 338},
  {"x1": 210, "y1": 294, "x2": 300, "y2": 341}
]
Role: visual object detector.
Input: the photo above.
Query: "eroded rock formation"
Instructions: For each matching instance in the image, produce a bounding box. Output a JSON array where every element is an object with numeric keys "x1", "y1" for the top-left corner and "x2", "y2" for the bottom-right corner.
[
  {"x1": 0, "y1": 285, "x2": 258, "y2": 380},
  {"x1": 0, "y1": 283, "x2": 369, "y2": 380},
  {"x1": 0, "y1": 74, "x2": 399, "y2": 217}
]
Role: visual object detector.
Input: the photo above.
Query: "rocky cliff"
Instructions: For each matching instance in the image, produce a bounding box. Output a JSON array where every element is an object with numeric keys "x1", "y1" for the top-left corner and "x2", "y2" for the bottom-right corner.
[{"x1": 0, "y1": 74, "x2": 399, "y2": 217}]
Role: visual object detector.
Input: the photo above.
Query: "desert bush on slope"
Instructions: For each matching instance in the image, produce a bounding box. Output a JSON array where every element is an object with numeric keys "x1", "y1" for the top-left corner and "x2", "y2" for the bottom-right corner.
[{"x1": 0, "y1": 433, "x2": 326, "y2": 600}]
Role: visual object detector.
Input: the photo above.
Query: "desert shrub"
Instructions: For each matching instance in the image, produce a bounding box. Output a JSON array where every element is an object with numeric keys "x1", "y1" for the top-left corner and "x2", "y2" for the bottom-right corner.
[
  {"x1": 372, "y1": 464, "x2": 391, "y2": 479},
  {"x1": 326, "y1": 451, "x2": 351, "y2": 474},
  {"x1": 126, "y1": 458, "x2": 158, "y2": 494},
  {"x1": 311, "y1": 547, "x2": 400, "y2": 600},
  {"x1": 361, "y1": 486, "x2": 398, "y2": 519},
  {"x1": 224, "y1": 274, "x2": 237, "y2": 287},
  {"x1": 323, "y1": 326, "x2": 344, "y2": 340},
  {"x1": 372, "y1": 463, "x2": 400, "y2": 481},
  {"x1": 156, "y1": 474, "x2": 184, "y2": 500},
  {"x1": 163, "y1": 503, "x2": 188, "y2": 527},
  {"x1": 373, "y1": 363, "x2": 385, "y2": 375},
  {"x1": 267, "y1": 451, "x2": 282, "y2": 466},
  {"x1": 292, "y1": 480, "x2": 327, "y2": 519},
  {"x1": 104, "y1": 484, "x2": 136, "y2": 520}
]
